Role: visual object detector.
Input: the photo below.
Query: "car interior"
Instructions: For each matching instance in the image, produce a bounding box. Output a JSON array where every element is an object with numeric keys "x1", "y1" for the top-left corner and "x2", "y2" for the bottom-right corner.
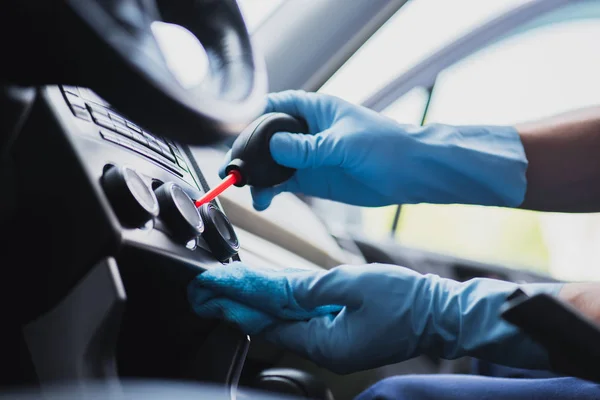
[{"x1": 1, "y1": 0, "x2": 600, "y2": 399}]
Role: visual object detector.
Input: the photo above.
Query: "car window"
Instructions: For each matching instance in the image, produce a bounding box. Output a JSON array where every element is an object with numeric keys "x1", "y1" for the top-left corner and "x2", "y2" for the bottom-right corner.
[
  {"x1": 393, "y1": 18, "x2": 600, "y2": 281},
  {"x1": 319, "y1": 0, "x2": 532, "y2": 105},
  {"x1": 381, "y1": 86, "x2": 430, "y2": 124}
]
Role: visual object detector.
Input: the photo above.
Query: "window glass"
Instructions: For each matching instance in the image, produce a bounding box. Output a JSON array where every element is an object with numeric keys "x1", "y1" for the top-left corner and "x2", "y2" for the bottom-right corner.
[
  {"x1": 394, "y1": 19, "x2": 600, "y2": 281},
  {"x1": 319, "y1": 0, "x2": 532, "y2": 104},
  {"x1": 427, "y1": 21, "x2": 600, "y2": 124},
  {"x1": 381, "y1": 86, "x2": 430, "y2": 124}
]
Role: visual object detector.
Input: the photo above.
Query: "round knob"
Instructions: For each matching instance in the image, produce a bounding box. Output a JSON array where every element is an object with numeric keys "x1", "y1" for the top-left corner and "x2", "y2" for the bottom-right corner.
[
  {"x1": 102, "y1": 165, "x2": 159, "y2": 228},
  {"x1": 154, "y1": 182, "x2": 204, "y2": 243},
  {"x1": 199, "y1": 203, "x2": 240, "y2": 262}
]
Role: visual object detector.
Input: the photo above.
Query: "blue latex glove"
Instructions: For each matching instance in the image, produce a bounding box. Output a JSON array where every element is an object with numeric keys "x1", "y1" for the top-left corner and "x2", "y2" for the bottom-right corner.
[
  {"x1": 220, "y1": 90, "x2": 527, "y2": 211},
  {"x1": 189, "y1": 262, "x2": 563, "y2": 374}
]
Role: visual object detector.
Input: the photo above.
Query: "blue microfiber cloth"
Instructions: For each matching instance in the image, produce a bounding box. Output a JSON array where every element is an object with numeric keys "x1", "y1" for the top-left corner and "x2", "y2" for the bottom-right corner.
[{"x1": 187, "y1": 263, "x2": 343, "y2": 335}]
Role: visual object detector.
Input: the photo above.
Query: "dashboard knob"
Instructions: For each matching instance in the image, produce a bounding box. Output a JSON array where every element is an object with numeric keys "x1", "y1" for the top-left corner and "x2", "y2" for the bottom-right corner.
[
  {"x1": 102, "y1": 165, "x2": 159, "y2": 228},
  {"x1": 198, "y1": 203, "x2": 240, "y2": 262},
  {"x1": 154, "y1": 182, "x2": 204, "y2": 243}
]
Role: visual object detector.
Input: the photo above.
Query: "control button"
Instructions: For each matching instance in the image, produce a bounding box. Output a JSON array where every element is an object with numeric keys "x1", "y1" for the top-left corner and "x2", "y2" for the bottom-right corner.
[
  {"x1": 157, "y1": 141, "x2": 173, "y2": 156},
  {"x1": 161, "y1": 151, "x2": 176, "y2": 164},
  {"x1": 65, "y1": 92, "x2": 86, "y2": 109},
  {"x1": 62, "y1": 85, "x2": 79, "y2": 96},
  {"x1": 116, "y1": 137, "x2": 137, "y2": 152},
  {"x1": 131, "y1": 131, "x2": 148, "y2": 146},
  {"x1": 92, "y1": 112, "x2": 116, "y2": 131},
  {"x1": 78, "y1": 87, "x2": 111, "y2": 107},
  {"x1": 147, "y1": 139, "x2": 162, "y2": 154},
  {"x1": 100, "y1": 129, "x2": 120, "y2": 143},
  {"x1": 143, "y1": 132, "x2": 157, "y2": 144},
  {"x1": 114, "y1": 123, "x2": 133, "y2": 138},
  {"x1": 109, "y1": 113, "x2": 125, "y2": 125},
  {"x1": 144, "y1": 148, "x2": 185, "y2": 176},
  {"x1": 175, "y1": 156, "x2": 189, "y2": 171},
  {"x1": 155, "y1": 136, "x2": 169, "y2": 146},
  {"x1": 86, "y1": 102, "x2": 109, "y2": 116},
  {"x1": 91, "y1": 111, "x2": 111, "y2": 123},
  {"x1": 170, "y1": 143, "x2": 182, "y2": 155},
  {"x1": 96, "y1": 119, "x2": 116, "y2": 131},
  {"x1": 154, "y1": 182, "x2": 204, "y2": 243},
  {"x1": 132, "y1": 142, "x2": 153, "y2": 158},
  {"x1": 126, "y1": 120, "x2": 142, "y2": 133},
  {"x1": 72, "y1": 107, "x2": 92, "y2": 121},
  {"x1": 198, "y1": 203, "x2": 239, "y2": 262},
  {"x1": 142, "y1": 131, "x2": 156, "y2": 141},
  {"x1": 102, "y1": 133, "x2": 185, "y2": 177},
  {"x1": 102, "y1": 165, "x2": 159, "y2": 228}
]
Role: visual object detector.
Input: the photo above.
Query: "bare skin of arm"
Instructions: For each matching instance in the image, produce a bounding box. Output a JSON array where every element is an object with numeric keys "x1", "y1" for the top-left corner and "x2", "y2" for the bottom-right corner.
[
  {"x1": 518, "y1": 106, "x2": 600, "y2": 212},
  {"x1": 518, "y1": 109, "x2": 600, "y2": 323},
  {"x1": 559, "y1": 283, "x2": 600, "y2": 325}
]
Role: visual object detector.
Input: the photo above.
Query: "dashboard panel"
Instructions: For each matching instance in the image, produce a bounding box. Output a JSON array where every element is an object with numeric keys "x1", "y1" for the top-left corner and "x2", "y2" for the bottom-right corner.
[
  {"x1": 3, "y1": 83, "x2": 363, "y2": 392},
  {"x1": 50, "y1": 86, "x2": 210, "y2": 255},
  {"x1": 1, "y1": 85, "x2": 257, "y2": 387}
]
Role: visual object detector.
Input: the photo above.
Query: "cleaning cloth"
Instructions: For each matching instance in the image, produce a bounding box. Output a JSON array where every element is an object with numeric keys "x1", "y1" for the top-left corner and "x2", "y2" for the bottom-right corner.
[{"x1": 188, "y1": 262, "x2": 343, "y2": 335}]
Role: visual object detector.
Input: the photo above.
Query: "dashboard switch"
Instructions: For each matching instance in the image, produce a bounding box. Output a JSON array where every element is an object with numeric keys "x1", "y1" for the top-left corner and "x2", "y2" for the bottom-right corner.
[
  {"x1": 198, "y1": 203, "x2": 240, "y2": 262},
  {"x1": 102, "y1": 165, "x2": 159, "y2": 228},
  {"x1": 154, "y1": 182, "x2": 204, "y2": 243}
]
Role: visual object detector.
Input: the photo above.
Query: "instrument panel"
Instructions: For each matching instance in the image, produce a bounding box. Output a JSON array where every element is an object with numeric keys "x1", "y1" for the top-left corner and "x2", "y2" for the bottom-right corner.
[
  {"x1": 3, "y1": 85, "x2": 252, "y2": 385},
  {"x1": 20, "y1": 85, "x2": 246, "y2": 380},
  {"x1": 60, "y1": 85, "x2": 199, "y2": 189},
  {"x1": 46, "y1": 85, "x2": 240, "y2": 267}
]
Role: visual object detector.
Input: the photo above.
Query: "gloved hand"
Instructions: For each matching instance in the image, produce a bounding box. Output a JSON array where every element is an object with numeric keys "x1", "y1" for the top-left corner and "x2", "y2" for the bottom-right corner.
[
  {"x1": 220, "y1": 90, "x2": 528, "y2": 211},
  {"x1": 189, "y1": 262, "x2": 562, "y2": 374},
  {"x1": 188, "y1": 264, "x2": 342, "y2": 335}
]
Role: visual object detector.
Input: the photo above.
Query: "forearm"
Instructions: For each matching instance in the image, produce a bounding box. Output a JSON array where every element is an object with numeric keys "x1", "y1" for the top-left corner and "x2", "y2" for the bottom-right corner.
[
  {"x1": 429, "y1": 278, "x2": 563, "y2": 369},
  {"x1": 518, "y1": 106, "x2": 600, "y2": 212},
  {"x1": 559, "y1": 282, "x2": 600, "y2": 325},
  {"x1": 457, "y1": 281, "x2": 600, "y2": 371}
]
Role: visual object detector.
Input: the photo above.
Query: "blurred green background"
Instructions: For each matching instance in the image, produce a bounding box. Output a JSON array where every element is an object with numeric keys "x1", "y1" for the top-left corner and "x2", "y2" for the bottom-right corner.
[{"x1": 362, "y1": 205, "x2": 550, "y2": 274}]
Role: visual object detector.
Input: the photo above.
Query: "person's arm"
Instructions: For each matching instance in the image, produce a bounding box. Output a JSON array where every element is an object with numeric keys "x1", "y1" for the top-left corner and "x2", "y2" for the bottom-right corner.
[
  {"x1": 222, "y1": 90, "x2": 531, "y2": 211},
  {"x1": 559, "y1": 282, "x2": 600, "y2": 324},
  {"x1": 518, "y1": 106, "x2": 600, "y2": 212},
  {"x1": 190, "y1": 262, "x2": 563, "y2": 374}
]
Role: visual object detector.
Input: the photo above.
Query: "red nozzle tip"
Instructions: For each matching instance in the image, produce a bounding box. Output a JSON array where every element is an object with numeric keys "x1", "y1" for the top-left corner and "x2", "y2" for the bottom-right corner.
[
  {"x1": 195, "y1": 170, "x2": 242, "y2": 207},
  {"x1": 228, "y1": 170, "x2": 243, "y2": 185}
]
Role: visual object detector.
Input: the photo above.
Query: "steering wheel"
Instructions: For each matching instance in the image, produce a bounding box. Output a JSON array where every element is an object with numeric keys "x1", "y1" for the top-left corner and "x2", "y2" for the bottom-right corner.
[{"x1": 2, "y1": 0, "x2": 267, "y2": 145}]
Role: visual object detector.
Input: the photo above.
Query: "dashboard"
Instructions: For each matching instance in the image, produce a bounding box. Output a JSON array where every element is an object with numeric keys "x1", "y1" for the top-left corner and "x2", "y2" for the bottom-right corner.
[
  {"x1": 1, "y1": 83, "x2": 364, "y2": 392},
  {"x1": 51, "y1": 85, "x2": 237, "y2": 263}
]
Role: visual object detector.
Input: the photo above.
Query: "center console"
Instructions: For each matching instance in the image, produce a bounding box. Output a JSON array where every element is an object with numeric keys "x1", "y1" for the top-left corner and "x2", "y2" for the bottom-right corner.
[{"x1": 1, "y1": 85, "x2": 249, "y2": 392}]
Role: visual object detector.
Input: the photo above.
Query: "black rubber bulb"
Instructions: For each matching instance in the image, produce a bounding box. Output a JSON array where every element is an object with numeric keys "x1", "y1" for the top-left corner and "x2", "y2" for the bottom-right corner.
[{"x1": 224, "y1": 113, "x2": 309, "y2": 188}]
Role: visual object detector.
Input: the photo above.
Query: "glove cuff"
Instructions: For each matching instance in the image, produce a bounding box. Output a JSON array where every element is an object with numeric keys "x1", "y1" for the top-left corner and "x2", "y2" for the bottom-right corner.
[
  {"x1": 458, "y1": 125, "x2": 528, "y2": 207},
  {"x1": 407, "y1": 124, "x2": 528, "y2": 207},
  {"x1": 422, "y1": 277, "x2": 561, "y2": 369}
]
